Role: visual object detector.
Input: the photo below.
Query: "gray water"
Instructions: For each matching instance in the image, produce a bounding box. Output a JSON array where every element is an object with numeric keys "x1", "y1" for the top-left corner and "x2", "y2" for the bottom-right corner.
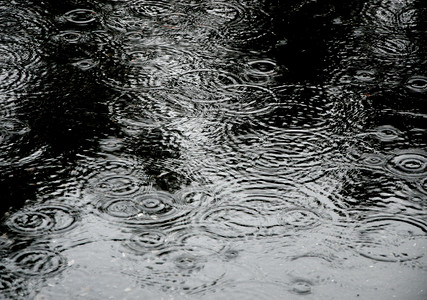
[{"x1": 1, "y1": 0, "x2": 426, "y2": 299}]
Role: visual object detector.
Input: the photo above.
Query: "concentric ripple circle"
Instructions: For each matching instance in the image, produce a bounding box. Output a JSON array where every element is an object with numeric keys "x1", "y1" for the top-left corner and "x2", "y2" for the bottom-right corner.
[
  {"x1": 405, "y1": 76, "x2": 427, "y2": 93},
  {"x1": 96, "y1": 191, "x2": 187, "y2": 227},
  {"x1": 198, "y1": 205, "x2": 263, "y2": 238},
  {"x1": 8, "y1": 249, "x2": 66, "y2": 277},
  {"x1": 101, "y1": 199, "x2": 140, "y2": 218},
  {"x1": 205, "y1": 1, "x2": 245, "y2": 25},
  {"x1": 93, "y1": 174, "x2": 142, "y2": 197},
  {"x1": 386, "y1": 150, "x2": 427, "y2": 177},
  {"x1": 63, "y1": 9, "x2": 97, "y2": 25},
  {"x1": 6, "y1": 204, "x2": 79, "y2": 235},
  {"x1": 126, "y1": 230, "x2": 168, "y2": 253},
  {"x1": 355, "y1": 215, "x2": 427, "y2": 262}
]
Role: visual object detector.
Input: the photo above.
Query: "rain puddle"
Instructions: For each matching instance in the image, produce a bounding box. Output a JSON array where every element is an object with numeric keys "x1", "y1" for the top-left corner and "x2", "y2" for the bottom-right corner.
[{"x1": 1, "y1": 0, "x2": 426, "y2": 299}]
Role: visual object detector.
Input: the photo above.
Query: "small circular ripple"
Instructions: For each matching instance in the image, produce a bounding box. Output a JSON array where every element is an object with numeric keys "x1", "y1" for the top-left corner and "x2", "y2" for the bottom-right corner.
[
  {"x1": 197, "y1": 205, "x2": 264, "y2": 238},
  {"x1": 371, "y1": 125, "x2": 403, "y2": 142},
  {"x1": 101, "y1": 199, "x2": 140, "y2": 218},
  {"x1": 96, "y1": 191, "x2": 187, "y2": 227},
  {"x1": 386, "y1": 150, "x2": 427, "y2": 178},
  {"x1": 290, "y1": 279, "x2": 313, "y2": 295},
  {"x1": 126, "y1": 230, "x2": 168, "y2": 253},
  {"x1": 6, "y1": 204, "x2": 79, "y2": 235},
  {"x1": 93, "y1": 174, "x2": 142, "y2": 197},
  {"x1": 63, "y1": 9, "x2": 97, "y2": 25},
  {"x1": 8, "y1": 248, "x2": 66, "y2": 277},
  {"x1": 72, "y1": 59, "x2": 98, "y2": 71},
  {"x1": 244, "y1": 59, "x2": 278, "y2": 85},
  {"x1": 52, "y1": 31, "x2": 85, "y2": 44},
  {"x1": 405, "y1": 76, "x2": 427, "y2": 93},
  {"x1": 360, "y1": 153, "x2": 388, "y2": 167},
  {"x1": 355, "y1": 215, "x2": 427, "y2": 262}
]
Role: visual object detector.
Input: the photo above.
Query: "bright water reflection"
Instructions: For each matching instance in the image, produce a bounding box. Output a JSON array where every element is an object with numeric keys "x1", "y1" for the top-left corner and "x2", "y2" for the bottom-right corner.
[{"x1": 1, "y1": 0, "x2": 426, "y2": 299}]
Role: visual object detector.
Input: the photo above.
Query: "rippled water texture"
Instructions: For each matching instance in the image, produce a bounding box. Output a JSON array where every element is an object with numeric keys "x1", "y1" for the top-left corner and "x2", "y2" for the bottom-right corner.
[{"x1": 1, "y1": 0, "x2": 426, "y2": 299}]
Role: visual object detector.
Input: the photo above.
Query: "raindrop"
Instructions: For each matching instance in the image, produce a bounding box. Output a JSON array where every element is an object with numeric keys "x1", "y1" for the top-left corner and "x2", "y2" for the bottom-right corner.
[
  {"x1": 387, "y1": 150, "x2": 427, "y2": 177},
  {"x1": 405, "y1": 76, "x2": 427, "y2": 93},
  {"x1": 8, "y1": 248, "x2": 66, "y2": 277},
  {"x1": 174, "y1": 253, "x2": 201, "y2": 271},
  {"x1": 63, "y1": 9, "x2": 97, "y2": 25},
  {"x1": 355, "y1": 215, "x2": 427, "y2": 262},
  {"x1": 247, "y1": 60, "x2": 277, "y2": 75}
]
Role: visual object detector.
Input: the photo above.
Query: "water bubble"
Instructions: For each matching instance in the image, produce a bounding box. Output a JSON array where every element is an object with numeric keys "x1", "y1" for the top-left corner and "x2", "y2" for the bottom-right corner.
[
  {"x1": 63, "y1": 9, "x2": 97, "y2": 25},
  {"x1": 405, "y1": 76, "x2": 427, "y2": 93},
  {"x1": 8, "y1": 248, "x2": 66, "y2": 277},
  {"x1": 94, "y1": 174, "x2": 142, "y2": 197},
  {"x1": 355, "y1": 215, "x2": 427, "y2": 262},
  {"x1": 387, "y1": 150, "x2": 427, "y2": 177}
]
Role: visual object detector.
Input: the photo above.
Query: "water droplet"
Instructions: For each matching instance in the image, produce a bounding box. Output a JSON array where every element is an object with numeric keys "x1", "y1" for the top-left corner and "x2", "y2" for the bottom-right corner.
[{"x1": 136, "y1": 192, "x2": 174, "y2": 214}]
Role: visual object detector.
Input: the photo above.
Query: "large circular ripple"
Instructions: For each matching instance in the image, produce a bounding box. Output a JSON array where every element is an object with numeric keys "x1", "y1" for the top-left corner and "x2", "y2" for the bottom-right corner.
[
  {"x1": 6, "y1": 204, "x2": 79, "y2": 236},
  {"x1": 386, "y1": 150, "x2": 427, "y2": 178},
  {"x1": 8, "y1": 248, "x2": 67, "y2": 277},
  {"x1": 355, "y1": 215, "x2": 427, "y2": 262},
  {"x1": 96, "y1": 191, "x2": 188, "y2": 227}
]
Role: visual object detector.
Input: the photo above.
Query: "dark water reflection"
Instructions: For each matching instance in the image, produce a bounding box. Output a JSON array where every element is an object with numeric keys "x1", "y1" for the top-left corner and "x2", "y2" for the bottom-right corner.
[{"x1": 1, "y1": 0, "x2": 426, "y2": 299}]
